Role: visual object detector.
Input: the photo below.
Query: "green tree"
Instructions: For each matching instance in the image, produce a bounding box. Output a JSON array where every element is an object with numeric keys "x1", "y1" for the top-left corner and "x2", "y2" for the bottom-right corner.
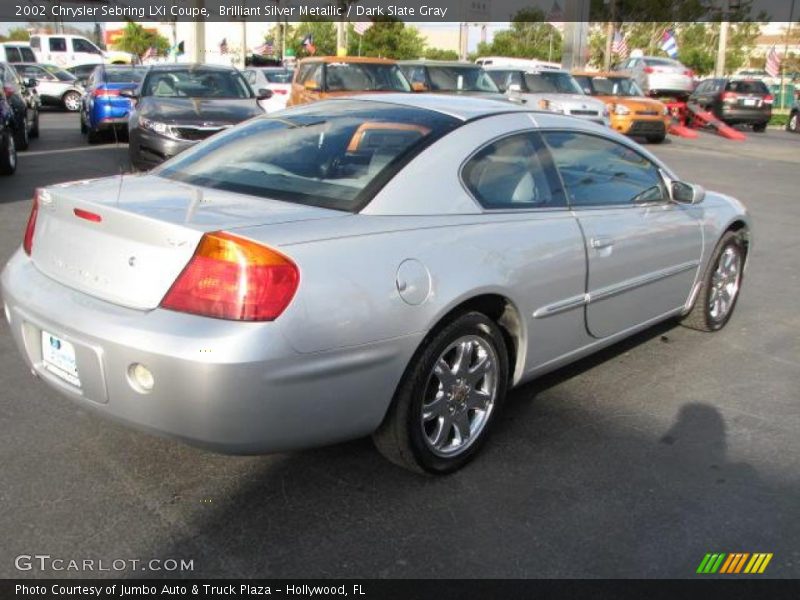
[
  {"x1": 347, "y1": 19, "x2": 425, "y2": 59},
  {"x1": 424, "y1": 47, "x2": 459, "y2": 61},
  {"x1": 476, "y1": 9, "x2": 562, "y2": 62},
  {"x1": 287, "y1": 19, "x2": 336, "y2": 57},
  {"x1": 116, "y1": 21, "x2": 169, "y2": 58},
  {"x1": 4, "y1": 27, "x2": 30, "y2": 42}
]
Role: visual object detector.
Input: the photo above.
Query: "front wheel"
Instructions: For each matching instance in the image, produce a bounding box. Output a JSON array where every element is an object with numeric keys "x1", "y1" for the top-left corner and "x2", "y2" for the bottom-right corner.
[
  {"x1": 373, "y1": 311, "x2": 509, "y2": 474},
  {"x1": 682, "y1": 231, "x2": 746, "y2": 332},
  {"x1": 63, "y1": 91, "x2": 81, "y2": 112},
  {"x1": 786, "y1": 112, "x2": 799, "y2": 133}
]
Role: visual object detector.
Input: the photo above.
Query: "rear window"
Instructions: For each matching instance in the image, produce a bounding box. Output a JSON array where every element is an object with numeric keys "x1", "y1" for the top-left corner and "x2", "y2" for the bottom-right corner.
[
  {"x1": 726, "y1": 80, "x2": 769, "y2": 94},
  {"x1": 4, "y1": 47, "x2": 22, "y2": 62},
  {"x1": 264, "y1": 69, "x2": 293, "y2": 84},
  {"x1": 644, "y1": 58, "x2": 680, "y2": 67},
  {"x1": 421, "y1": 66, "x2": 498, "y2": 93},
  {"x1": 324, "y1": 63, "x2": 410, "y2": 92},
  {"x1": 156, "y1": 101, "x2": 460, "y2": 212}
]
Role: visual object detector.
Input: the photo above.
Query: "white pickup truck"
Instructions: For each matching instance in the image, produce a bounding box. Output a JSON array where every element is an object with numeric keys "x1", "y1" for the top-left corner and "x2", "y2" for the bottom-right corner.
[{"x1": 29, "y1": 34, "x2": 135, "y2": 68}]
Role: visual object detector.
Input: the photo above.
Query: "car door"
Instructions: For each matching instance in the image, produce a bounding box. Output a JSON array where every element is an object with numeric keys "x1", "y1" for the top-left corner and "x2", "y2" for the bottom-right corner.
[
  {"x1": 70, "y1": 38, "x2": 103, "y2": 68},
  {"x1": 46, "y1": 37, "x2": 69, "y2": 67},
  {"x1": 542, "y1": 130, "x2": 703, "y2": 338}
]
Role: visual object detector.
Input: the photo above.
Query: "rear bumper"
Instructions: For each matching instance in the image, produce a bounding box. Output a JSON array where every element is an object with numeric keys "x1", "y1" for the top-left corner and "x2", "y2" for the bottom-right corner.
[
  {"x1": 1, "y1": 250, "x2": 416, "y2": 454},
  {"x1": 720, "y1": 107, "x2": 771, "y2": 124},
  {"x1": 90, "y1": 103, "x2": 131, "y2": 130}
]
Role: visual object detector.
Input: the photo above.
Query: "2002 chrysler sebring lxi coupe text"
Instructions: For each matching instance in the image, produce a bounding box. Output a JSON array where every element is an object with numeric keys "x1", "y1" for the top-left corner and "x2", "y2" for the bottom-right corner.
[{"x1": 1, "y1": 95, "x2": 750, "y2": 473}]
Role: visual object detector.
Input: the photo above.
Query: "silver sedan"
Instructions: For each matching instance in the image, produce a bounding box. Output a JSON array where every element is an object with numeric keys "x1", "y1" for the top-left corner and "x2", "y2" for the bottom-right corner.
[{"x1": 1, "y1": 95, "x2": 751, "y2": 473}]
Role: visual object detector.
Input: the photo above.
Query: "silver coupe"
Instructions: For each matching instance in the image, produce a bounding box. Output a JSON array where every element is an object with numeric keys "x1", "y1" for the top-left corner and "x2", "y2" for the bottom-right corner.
[{"x1": 1, "y1": 95, "x2": 751, "y2": 473}]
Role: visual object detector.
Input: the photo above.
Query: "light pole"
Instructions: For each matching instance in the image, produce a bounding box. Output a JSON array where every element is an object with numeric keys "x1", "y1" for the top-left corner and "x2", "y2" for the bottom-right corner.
[{"x1": 714, "y1": 0, "x2": 730, "y2": 77}]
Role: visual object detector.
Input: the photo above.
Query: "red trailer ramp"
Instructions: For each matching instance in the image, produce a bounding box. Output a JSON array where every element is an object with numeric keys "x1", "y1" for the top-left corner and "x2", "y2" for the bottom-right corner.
[{"x1": 686, "y1": 103, "x2": 747, "y2": 141}]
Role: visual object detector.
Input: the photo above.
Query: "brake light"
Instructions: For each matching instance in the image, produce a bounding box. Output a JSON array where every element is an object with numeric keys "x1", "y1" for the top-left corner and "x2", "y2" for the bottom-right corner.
[
  {"x1": 160, "y1": 231, "x2": 299, "y2": 321},
  {"x1": 722, "y1": 91, "x2": 738, "y2": 102},
  {"x1": 643, "y1": 67, "x2": 655, "y2": 74},
  {"x1": 684, "y1": 69, "x2": 694, "y2": 77},
  {"x1": 23, "y1": 191, "x2": 41, "y2": 256},
  {"x1": 3, "y1": 85, "x2": 14, "y2": 97},
  {"x1": 763, "y1": 94, "x2": 774, "y2": 104},
  {"x1": 93, "y1": 88, "x2": 120, "y2": 97}
]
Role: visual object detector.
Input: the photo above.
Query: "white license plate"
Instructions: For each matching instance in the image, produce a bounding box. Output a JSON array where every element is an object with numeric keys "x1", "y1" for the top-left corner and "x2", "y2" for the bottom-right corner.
[
  {"x1": 742, "y1": 98, "x2": 758, "y2": 106},
  {"x1": 41, "y1": 331, "x2": 81, "y2": 387}
]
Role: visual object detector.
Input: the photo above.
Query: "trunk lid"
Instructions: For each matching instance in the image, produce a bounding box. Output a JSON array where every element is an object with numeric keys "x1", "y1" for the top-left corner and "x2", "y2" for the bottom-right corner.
[{"x1": 29, "y1": 174, "x2": 345, "y2": 310}]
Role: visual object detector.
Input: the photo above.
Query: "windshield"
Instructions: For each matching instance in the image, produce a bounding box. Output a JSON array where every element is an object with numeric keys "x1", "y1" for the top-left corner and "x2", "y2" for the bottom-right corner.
[
  {"x1": 324, "y1": 63, "x2": 410, "y2": 92},
  {"x1": 524, "y1": 71, "x2": 584, "y2": 94},
  {"x1": 575, "y1": 75, "x2": 643, "y2": 97},
  {"x1": 423, "y1": 66, "x2": 499, "y2": 93},
  {"x1": 264, "y1": 69, "x2": 293, "y2": 84},
  {"x1": 43, "y1": 65, "x2": 77, "y2": 82},
  {"x1": 143, "y1": 68, "x2": 252, "y2": 98},
  {"x1": 644, "y1": 58, "x2": 681, "y2": 67},
  {"x1": 156, "y1": 101, "x2": 460, "y2": 212},
  {"x1": 102, "y1": 67, "x2": 147, "y2": 83}
]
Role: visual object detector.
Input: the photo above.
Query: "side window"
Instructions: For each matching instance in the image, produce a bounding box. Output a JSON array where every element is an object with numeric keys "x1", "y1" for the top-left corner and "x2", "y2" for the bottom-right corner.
[
  {"x1": 49, "y1": 38, "x2": 67, "y2": 52},
  {"x1": 694, "y1": 81, "x2": 707, "y2": 94},
  {"x1": 461, "y1": 132, "x2": 565, "y2": 210},
  {"x1": 295, "y1": 63, "x2": 314, "y2": 84},
  {"x1": 73, "y1": 38, "x2": 100, "y2": 54},
  {"x1": 20, "y1": 47, "x2": 36, "y2": 62},
  {"x1": 543, "y1": 131, "x2": 667, "y2": 207},
  {"x1": 6, "y1": 47, "x2": 22, "y2": 62},
  {"x1": 243, "y1": 70, "x2": 256, "y2": 85}
]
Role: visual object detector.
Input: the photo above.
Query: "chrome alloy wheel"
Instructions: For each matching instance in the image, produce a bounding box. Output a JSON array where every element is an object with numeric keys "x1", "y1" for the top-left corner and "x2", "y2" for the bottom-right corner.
[
  {"x1": 421, "y1": 335, "x2": 498, "y2": 457},
  {"x1": 64, "y1": 92, "x2": 81, "y2": 112},
  {"x1": 708, "y1": 246, "x2": 741, "y2": 323}
]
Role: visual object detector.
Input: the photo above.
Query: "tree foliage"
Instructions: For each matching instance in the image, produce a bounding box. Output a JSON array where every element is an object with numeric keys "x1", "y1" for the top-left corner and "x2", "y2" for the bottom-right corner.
[
  {"x1": 116, "y1": 21, "x2": 170, "y2": 58},
  {"x1": 285, "y1": 19, "x2": 337, "y2": 57},
  {"x1": 348, "y1": 18, "x2": 425, "y2": 59},
  {"x1": 475, "y1": 9, "x2": 562, "y2": 62},
  {"x1": 0, "y1": 27, "x2": 30, "y2": 42},
  {"x1": 424, "y1": 47, "x2": 460, "y2": 61}
]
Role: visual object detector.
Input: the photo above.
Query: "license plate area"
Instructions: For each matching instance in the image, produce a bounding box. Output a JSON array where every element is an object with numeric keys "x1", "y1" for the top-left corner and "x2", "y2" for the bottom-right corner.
[{"x1": 41, "y1": 330, "x2": 81, "y2": 388}]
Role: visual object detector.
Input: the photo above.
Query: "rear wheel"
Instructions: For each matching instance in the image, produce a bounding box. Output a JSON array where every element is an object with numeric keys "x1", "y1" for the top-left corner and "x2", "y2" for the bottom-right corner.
[
  {"x1": 0, "y1": 131, "x2": 16, "y2": 175},
  {"x1": 14, "y1": 118, "x2": 29, "y2": 151},
  {"x1": 682, "y1": 231, "x2": 746, "y2": 332},
  {"x1": 62, "y1": 91, "x2": 81, "y2": 112},
  {"x1": 752, "y1": 122, "x2": 767, "y2": 133},
  {"x1": 373, "y1": 311, "x2": 509, "y2": 474},
  {"x1": 80, "y1": 112, "x2": 88, "y2": 134},
  {"x1": 29, "y1": 109, "x2": 39, "y2": 139},
  {"x1": 787, "y1": 112, "x2": 799, "y2": 133}
]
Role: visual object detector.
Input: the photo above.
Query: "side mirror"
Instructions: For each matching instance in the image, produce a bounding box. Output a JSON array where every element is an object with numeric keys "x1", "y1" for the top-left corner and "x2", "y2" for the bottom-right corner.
[
  {"x1": 507, "y1": 83, "x2": 522, "y2": 94},
  {"x1": 303, "y1": 80, "x2": 320, "y2": 92},
  {"x1": 26, "y1": 78, "x2": 38, "y2": 88},
  {"x1": 411, "y1": 81, "x2": 428, "y2": 92},
  {"x1": 671, "y1": 181, "x2": 705, "y2": 205},
  {"x1": 119, "y1": 89, "x2": 138, "y2": 99},
  {"x1": 257, "y1": 88, "x2": 273, "y2": 100}
]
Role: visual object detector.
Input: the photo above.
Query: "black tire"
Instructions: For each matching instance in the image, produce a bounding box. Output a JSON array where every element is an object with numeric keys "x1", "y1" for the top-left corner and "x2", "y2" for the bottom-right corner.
[
  {"x1": 373, "y1": 311, "x2": 509, "y2": 474},
  {"x1": 0, "y1": 131, "x2": 16, "y2": 176},
  {"x1": 14, "y1": 118, "x2": 29, "y2": 151},
  {"x1": 682, "y1": 230, "x2": 746, "y2": 332},
  {"x1": 62, "y1": 91, "x2": 81, "y2": 112},
  {"x1": 80, "y1": 112, "x2": 88, "y2": 134},
  {"x1": 786, "y1": 112, "x2": 799, "y2": 133},
  {"x1": 646, "y1": 132, "x2": 666, "y2": 144},
  {"x1": 752, "y1": 122, "x2": 767, "y2": 133},
  {"x1": 29, "y1": 109, "x2": 39, "y2": 139}
]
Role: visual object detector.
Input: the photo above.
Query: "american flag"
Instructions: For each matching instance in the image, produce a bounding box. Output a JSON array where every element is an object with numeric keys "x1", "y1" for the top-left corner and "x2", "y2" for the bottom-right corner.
[
  {"x1": 765, "y1": 46, "x2": 781, "y2": 78},
  {"x1": 219, "y1": 38, "x2": 228, "y2": 54},
  {"x1": 353, "y1": 21, "x2": 373, "y2": 36},
  {"x1": 611, "y1": 30, "x2": 629, "y2": 59},
  {"x1": 254, "y1": 40, "x2": 274, "y2": 55},
  {"x1": 302, "y1": 34, "x2": 316, "y2": 55},
  {"x1": 141, "y1": 46, "x2": 156, "y2": 61},
  {"x1": 660, "y1": 29, "x2": 678, "y2": 59}
]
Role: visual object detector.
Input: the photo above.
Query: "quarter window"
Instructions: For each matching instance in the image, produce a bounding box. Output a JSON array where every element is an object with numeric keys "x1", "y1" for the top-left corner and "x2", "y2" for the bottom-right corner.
[
  {"x1": 462, "y1": 132, "x2": 564, "y2": 209},
  {"x1": 542, "y1": 131, "x2": 667, "y2": 207},
  {"x1": 49, "y1": 38, "x2": 67, "y2": 52},
  {"x1": 72, "y1": 38, "x2": 100, "y2": 54}
]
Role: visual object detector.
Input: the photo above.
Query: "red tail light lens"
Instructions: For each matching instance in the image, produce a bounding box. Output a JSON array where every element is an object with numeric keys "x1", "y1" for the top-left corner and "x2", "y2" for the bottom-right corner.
[
  {"x1": 643, "y1": 67, "x2": 655, "y2": 74},
  {"x1": 23, "y1": 191, "x2": 40, "y2": 256},
  {"x1": 274, "y1": 89, "x2": 288, "y2": 95},
  {"x1": 93, "y1": 88, "x2": 120, "y2": 97},
  {"x1": 3, "y1": 85, "x2": 15, "y2": 97},
  {"x1": 161, "y1": 231, "x2": 299, "y2": 321},
  {"x1": 722, "y1": 91, "x2": 738, "y2": 102},
  {"x1": 763, "y1": 94, "x2": 774, "y2": 104},
  {"x1": 684, "y1": 69, "x2": 694, "y2": 77}
]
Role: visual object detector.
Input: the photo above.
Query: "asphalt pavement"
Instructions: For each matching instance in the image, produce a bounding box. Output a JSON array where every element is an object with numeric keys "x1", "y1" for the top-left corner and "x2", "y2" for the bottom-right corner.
[{"x1": 1, "y1": 112, "x2": 798, "y2": 579}]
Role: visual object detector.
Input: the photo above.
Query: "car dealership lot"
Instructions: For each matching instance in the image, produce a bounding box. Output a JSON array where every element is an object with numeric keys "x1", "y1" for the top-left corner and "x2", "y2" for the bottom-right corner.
[{"x1": 1, "y1": 112, "x2": 799, "y2": 578}]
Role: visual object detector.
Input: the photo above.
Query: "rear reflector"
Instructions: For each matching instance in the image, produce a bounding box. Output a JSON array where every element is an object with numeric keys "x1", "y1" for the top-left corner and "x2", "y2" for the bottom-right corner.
[
  {"x1": 93, "y1": 88, "x2": 120, "y2": 97},
  {"x1": 23, "y1": 191, "x2": 40, "y2": 256},
  {"x1": 73, "y1": 208, "x2": 102, "y2": 222},
  {"x1": 160, "y1": 231, "x2": 299, "y2": 321}
]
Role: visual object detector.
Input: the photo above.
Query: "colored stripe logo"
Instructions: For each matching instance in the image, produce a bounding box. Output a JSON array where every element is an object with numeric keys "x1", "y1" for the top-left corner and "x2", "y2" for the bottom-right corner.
[{"x1": 697, "y1": 553, "x2": 773, "y2": 574}]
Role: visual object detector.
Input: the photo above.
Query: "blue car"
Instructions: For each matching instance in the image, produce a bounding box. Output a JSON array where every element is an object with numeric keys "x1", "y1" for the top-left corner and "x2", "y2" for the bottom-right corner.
[{"x1": 80, "y1": 65, "x2": 146, "y2": 143}]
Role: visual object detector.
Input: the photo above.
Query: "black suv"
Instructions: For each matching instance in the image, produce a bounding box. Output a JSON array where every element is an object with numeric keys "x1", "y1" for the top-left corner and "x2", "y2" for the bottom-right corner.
[
  {"x1": 1, "y1": 61, "x2": 40, "y2": 149},
  {"x1": 690, "y1": 77, "x2": 773, "y2": 132}
]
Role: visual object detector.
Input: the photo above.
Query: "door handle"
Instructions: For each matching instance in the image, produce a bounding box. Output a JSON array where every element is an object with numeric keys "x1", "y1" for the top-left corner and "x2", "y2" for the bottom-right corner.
[{"x1": 591, "y1": 237, "x2": 614, "y2": 250}]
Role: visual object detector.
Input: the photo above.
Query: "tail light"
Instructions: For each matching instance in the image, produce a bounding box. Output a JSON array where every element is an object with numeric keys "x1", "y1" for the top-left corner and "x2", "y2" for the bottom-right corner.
[
  {"x1": 273, "y1": 89, "x2": 288, "y2": 95},
  {"x1": 721, "y1": 91, "x2": 738, "y2": 102},
  {"x1": 161, "y1": 231, "x2": 299, "y2": 321},
  {"x1": 684, "y1": 69, "x2": 694, "y2": 78},
  {"x1": 3, "y1": 85, "x2": 15, "y2": 97},
  {"x1": 763, "y1": 94, "x2": 774, "y2": 104},
  {"x1": 23, "y1": 190, "x2": 41, "y2": 256},
  {"x1": 93, "y1": 88, "x2": 120, "y2": 97},
  {"x1": 643, "y1": 67, "x2": 655, "y2": 74}
]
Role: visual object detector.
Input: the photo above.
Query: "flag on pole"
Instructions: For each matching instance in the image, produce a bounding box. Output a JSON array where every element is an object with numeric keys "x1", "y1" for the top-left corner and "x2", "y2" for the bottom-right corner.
[
  {"x1": 353, "y1": 21, "x2": 373, "y2": 36},
  {"x1": 765, "y1": 46, "x2": 781, "y2": 78},
  {"x1": 219, "y1": 38, "x2": 229, "y2": 54},
  {"x1": 611, "y1": 30, "x2": 629, "y2": 59},
  {"x1": 254, "y1": 40, "x2": 274, "y2": 55},
  {"x1": 141, "y1": 46, "x2": 156, "y2": 61},
  {"x1": 660, "y1": 29, "x2": 678, "y2": 59},
  {"x1": 302, "y1": 34, "x2": 316, "y2": 55}
]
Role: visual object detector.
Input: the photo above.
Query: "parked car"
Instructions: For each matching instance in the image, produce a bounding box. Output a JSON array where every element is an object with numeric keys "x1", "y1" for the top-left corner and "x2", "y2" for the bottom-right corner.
[
  {"x1": 0, "y1": 61, "x2": 40, "y2": 150},
  {"x1": 13, "y1": 63, "x2": 84, "y2": 111},
  {"x1": 68, "y1": 64, "x2": 99, "y2": 87},
  {"x1": 572, "y1": 71, "x2": 670, "y2": 143},
  {"x1": 734, "y1": 69, "x2": 780, "y2": 87},
  {"x1": 475, "y1": 56, "x2": 561, "y2": 70},
  {"x1": 616, "y1": 56, "x2": 694, "y2": 98},
  {"x1": 0, "y1": 92, "x2": 16, "y2": 175},
  {"x1": 787, "y1": 101, "x2": 799, "y2": 133},
  {"x1": 288, "y1": 57, "x2": 411, "y2": 106},
  {"x1": 485, "y1": 65, "x2": 610, "y2": 126},
  {"x1": 2, "y1": 95, "x2": 751, "y2": 474},
  {"x1": 399, "y1": 60, "x2": 503, "y2": 97},
  {"x1": 80, "y1": 65, "x2": 147, "y2": 143},
  {"x1": 128, "y1": 64, "x2": 266, "y2": 170},
  {"x1": 243, "y1": 67, "x2": 294, "y2": 112},
  {"x1": 689, "y1": 78, "x2": 773, "y2": 132},
  {"x1": 0, "y1": 42, "x2": 37, "y2": 64},
  {"x1": 29, "y1": 34, "x2": 134, "y2": 69}
]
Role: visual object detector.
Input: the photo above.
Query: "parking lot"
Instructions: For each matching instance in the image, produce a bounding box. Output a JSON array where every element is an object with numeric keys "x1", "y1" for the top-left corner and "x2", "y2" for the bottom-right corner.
[{"x1": 1, "y1": 111, "x2": 799, "y2": 578}]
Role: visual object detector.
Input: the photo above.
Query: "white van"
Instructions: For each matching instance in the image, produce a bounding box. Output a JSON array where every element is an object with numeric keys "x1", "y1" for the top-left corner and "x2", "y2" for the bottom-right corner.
[
  {"x1": 29, "y1": 34, "x2": 134, "y2": 68},
  {"x1": 0, "y1": 42, "x2": 37, "y2": 64}
]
